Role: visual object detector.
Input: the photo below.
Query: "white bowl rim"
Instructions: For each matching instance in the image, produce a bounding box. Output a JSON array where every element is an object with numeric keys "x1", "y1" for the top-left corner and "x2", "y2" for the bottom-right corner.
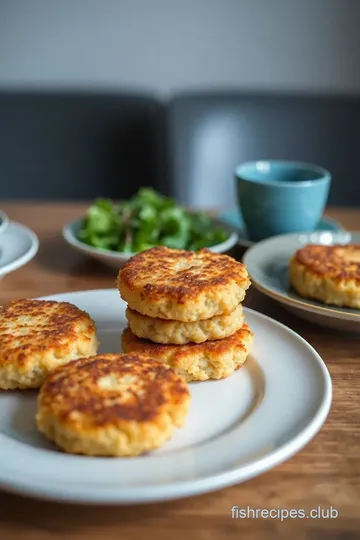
[
  {"x1": 0, "y1": 210, "x2": 9, "y2": 237},
  {"x1": 63, "y1": 217, "x2": 239, "y2": 258}
]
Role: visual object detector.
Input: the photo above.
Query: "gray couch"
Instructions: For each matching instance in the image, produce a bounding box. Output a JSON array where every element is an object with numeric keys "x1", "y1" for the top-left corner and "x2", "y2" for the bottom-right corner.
[
  {"x1": 167, "y1": 92, "x2": 360, "y2": 208},
  {"x1": 1, "y1": 90, "x2": 359, "y2": 205},
  {"x1": 0, "y1": 91, "x2": 166, "y2": 200}
]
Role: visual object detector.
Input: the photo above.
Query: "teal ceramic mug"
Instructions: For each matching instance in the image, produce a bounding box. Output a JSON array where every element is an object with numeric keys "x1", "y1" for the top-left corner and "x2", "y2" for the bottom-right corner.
[{"x1": 235, "y1": 160, "x2": 331, "y2": 242}]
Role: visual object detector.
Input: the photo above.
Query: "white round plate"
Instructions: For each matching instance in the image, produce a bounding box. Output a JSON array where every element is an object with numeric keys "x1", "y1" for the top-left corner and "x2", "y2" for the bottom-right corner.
[
  {"x1": 0, "y1": 289, "x2": 332, "y2": 504},
  {"x1": 243, "y1": 230, "x2": 360, "y2": 333},
  {"x1": 0, "y1": 221, "x2": 39, "y2": 278},
  {"x1": 63, "y1": 218, "x2": 238, "y2": 268}
]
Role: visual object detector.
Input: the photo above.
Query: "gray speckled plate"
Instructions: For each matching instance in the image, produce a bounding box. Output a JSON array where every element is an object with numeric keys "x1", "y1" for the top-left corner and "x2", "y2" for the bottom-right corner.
[{"x1": 243, "y1": 230, "x2": 360, "y2": 333}]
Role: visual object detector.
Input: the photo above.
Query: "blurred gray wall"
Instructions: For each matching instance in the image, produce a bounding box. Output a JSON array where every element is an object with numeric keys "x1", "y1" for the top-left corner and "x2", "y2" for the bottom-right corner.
[{"x1": 0, "y1": 0, "x2": 359, "y2": 95}]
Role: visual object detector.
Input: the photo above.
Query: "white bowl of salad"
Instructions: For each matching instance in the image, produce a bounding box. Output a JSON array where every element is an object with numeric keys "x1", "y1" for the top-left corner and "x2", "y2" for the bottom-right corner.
[{"x1": 62, "y1": 188, "x2": 238, "y2": 268}]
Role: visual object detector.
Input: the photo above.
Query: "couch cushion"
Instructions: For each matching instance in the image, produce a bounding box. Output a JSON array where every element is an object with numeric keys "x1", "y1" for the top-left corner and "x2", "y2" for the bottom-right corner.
[
  {"x1": 168, "y1": 92, "x2": 360, "y2": 207},
  {"x1": 0, "y1": 91, "x2": 166, "y2": 200}
]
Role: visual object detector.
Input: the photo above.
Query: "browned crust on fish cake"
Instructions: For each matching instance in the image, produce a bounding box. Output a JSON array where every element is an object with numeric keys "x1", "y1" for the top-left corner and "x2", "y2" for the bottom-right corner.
[
  {"x1": 122, "y1": 324, "x2": 254, "y2": 382},
  {"x1": 293, "y1": 244, "x2": 360, "y2": 282},
  {"x1": 0, "y1": 299, "x2": 98, "y2": 389},
  {"x1": 37, "y1": 353, "x2": 189, "y2": 427},
  {"x1": 289, "y1": 244, "x2": 360, "y2": 308},
  {"x1": 0, "y1": 299, "x2": 96, "y2": 366},
  {"x1": 117, "y1": 246, "x2": 250, "y2": 321},
  {"x1": 36, "y1": 353, "x2": 190, "y2": 456}
]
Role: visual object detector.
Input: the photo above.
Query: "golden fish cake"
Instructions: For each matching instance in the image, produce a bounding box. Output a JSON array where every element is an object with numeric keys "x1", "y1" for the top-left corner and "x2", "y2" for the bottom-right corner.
[
  {"x1": 289, "y1": 244, "x2": 360, "y2": 308},
  {"x1": 36, "y1": 353, "x2": 190, "y2": 457},
  {"x1": 117, "y1": 246, "x2": 250, "y2": 322},
  {"x1": 125, "y1": 303, "x2": 245, "y2": 344},
  {"x1": 0, "y1": 299, "x2": 98, "y2": 390},
  {"x1": 121, "y1": 323, "x2": 254, "y2": 382}
]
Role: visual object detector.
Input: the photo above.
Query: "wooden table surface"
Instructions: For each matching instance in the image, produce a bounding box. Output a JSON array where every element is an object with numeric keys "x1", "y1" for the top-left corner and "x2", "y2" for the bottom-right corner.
[{"x1": 0, "y1": 203, "x2": 359, "y2": 540}]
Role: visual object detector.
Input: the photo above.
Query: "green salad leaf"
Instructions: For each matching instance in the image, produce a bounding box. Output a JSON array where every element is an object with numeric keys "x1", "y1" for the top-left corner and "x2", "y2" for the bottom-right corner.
[{"x1": 77, "y1": 188, "x2": 229, "y2": 252}]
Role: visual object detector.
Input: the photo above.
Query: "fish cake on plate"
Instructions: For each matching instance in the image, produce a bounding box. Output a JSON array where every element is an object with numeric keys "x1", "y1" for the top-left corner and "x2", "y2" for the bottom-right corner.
[
  {"x1": 125, "y1": 303, "x2": 245, "y2": 344},
  {"x1": 0, "y1": 299, "x2": 98, "y2": 390},
  {"x1": 122, "y1": 324, "x2": 254, "y2": 382},
  {"x1": 289, "y1": 244, "x2": 360, "y2": 309},
  {"x1": 36, "y1": 353, "x2": 190, "y2": 456},
  {"x1": 117, "y1": 246, "x2": 250, "y2": 322}
]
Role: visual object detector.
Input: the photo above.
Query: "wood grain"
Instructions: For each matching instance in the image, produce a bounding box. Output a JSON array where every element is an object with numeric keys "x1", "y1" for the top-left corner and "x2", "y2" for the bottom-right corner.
[{"x1": 0, "y1": 203, "x2": 359, "y2": 540}]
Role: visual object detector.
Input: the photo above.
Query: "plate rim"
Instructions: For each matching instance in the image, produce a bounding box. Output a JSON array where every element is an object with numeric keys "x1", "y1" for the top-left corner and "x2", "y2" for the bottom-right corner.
[
  {"x1": 243, "y1": 231, "x2": 360, "y2": 321},
  {"x1": 0, "y1": 221, "x2": 39, "y2": 277},
  {"x1": 0, "y1": 289, "x2": 332, "y2": 504}
]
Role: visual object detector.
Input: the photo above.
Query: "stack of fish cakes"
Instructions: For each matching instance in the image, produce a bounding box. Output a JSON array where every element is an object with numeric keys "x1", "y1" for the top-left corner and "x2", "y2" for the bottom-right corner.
[{"x1": 118, "y1": 246, "x2": 254, "y2": 381}]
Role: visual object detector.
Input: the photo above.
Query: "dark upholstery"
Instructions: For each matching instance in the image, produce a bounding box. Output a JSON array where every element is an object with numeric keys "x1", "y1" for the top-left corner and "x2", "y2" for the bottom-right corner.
[
  {"x1": 167, "y1": 92, "x2": 360, "y2": 208},
  {"x1": 0, "y1": 91, "x2": 166, "y2": 200}
]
